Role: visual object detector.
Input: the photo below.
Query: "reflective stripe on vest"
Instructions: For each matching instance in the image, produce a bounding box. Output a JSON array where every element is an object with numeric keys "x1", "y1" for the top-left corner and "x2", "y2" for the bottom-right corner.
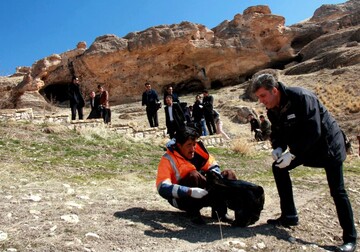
[{"x1": 163, "y1": 153, "x2": 181, "y2": 182}]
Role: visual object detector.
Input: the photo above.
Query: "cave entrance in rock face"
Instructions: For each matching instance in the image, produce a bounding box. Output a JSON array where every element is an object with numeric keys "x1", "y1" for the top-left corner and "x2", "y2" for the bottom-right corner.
[
  {"x1": 39, "y1": 83, "x2": 70, "y2": 105},
  {"x1": 175, "y1": 79, "x2": 205, "y2": 96},
  {"x1": 211, "y1": 80, "x2": 223, "y2": 89}
]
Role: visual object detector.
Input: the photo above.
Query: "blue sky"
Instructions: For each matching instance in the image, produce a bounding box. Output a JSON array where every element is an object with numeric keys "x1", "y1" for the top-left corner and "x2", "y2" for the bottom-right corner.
[{"x1": 0, "y1": 0, "x2": 345, "y2": 76}]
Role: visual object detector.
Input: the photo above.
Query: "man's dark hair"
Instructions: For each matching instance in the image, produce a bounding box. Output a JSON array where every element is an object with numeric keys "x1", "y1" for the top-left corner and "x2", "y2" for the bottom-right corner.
[
  {"x1": 259, "y1": 115, "x2": 265, "y2": 119},
  {"x1": 165, "y1": 95, "x2": 173, "y2": 100},
  {"x1": 175, "y1": 126, "x2": 200, "y2": 145},
  {"x1": 251, "y1": 74, "x2": 278, "y2": 94}
]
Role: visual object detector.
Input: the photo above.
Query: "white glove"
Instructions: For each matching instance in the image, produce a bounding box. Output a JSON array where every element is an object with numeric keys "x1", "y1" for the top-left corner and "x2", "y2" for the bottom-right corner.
[
  {"x1": 275, "y1": 152, "x2": 295, "y2": 169},
  {"x1": 189, "y1": 187, "x2": 208, "y2": 199},
  {"x1": 271, "y1": 147, "x2": 283, "y2": 161}
]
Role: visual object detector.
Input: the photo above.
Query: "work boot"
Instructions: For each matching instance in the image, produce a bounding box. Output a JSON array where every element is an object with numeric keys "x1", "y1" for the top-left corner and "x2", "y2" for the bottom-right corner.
[
  {"x1": 267, "y1": 215, "x2": 298, "y2": 227},
  {"x1": 335, "y1": 242, "x2": 357, "y2": 252}
]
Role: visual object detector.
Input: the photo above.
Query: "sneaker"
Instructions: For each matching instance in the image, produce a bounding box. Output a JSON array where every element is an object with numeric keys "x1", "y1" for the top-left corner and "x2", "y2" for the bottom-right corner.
[{"x1": 267, "y1": 216, "x2": 299, "y2": 227}]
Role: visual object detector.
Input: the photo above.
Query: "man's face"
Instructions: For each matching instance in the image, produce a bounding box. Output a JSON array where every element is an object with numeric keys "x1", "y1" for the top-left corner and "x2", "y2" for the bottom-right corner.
[
  {"x1": 165, "y1": 97, "x2": 173, "y2": 106},
  {"x1": 167, "y1": 87, "x2": 173, "y2": 94},
  {"x1": 145, "y1": 84, "x2": 151, "y2": 90},
  {"x1": 255, "y1": 87, "x2": 279, "y2": 109},
  {"x1": 177, "y1": 139, "x2": 197, "y2": 160}
]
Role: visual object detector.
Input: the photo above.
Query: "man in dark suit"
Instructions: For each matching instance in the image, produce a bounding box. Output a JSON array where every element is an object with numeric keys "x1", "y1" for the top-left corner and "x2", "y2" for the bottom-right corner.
[
  {"x1": 142, "y1": 82, "x2": 160, "y2": 127},
  {"x1": 68, "y1": 76, "x2": 85, "y2": 120},
  {"x1": 202, "y1": 90, "x2": 216, "y2": 135},
  {"x1": 164, "y1": 95, "x2": 185, "y2": 139}
]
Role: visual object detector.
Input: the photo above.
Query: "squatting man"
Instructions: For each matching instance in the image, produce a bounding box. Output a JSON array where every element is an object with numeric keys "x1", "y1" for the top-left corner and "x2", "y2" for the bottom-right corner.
[{"x1": 156, "y1": 126, "x2": 237, "y2": 225}]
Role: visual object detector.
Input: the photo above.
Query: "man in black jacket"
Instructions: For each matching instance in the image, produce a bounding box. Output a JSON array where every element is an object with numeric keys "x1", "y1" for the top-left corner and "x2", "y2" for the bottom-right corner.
[
  {"x1": 68, "y1": 76, "x2": 85, "y2": 120},
  {"x1": 202, "y1": 90, "x2": 216, "y2": 135},
  {"x1": 164, "y1": 95, "x2": 185, "y2": 139},
  {"x1": 252, "y1": 73, "x2": 357, "y2": 252},
  {"x1": 142, "y1": 82, "x2": 160, "y2": 127}
]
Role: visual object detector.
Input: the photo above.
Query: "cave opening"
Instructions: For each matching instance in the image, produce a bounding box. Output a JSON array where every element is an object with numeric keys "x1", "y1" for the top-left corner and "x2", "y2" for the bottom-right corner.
[
  {"x1": 39, "y1": 82, "x2": 71, "y2": 106},
  {"x1": 210, "y1": 80, "x2": 224, "y2": 90},
  {"x1": 172, "y1": 79, "x2": 206, "y2": 96}
]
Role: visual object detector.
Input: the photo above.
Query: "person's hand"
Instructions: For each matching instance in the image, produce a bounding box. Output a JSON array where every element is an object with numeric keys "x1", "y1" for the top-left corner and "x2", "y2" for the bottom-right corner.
[
  {"x1": 189, "y1": 187, "x2": 208, "y2": 199},
  {"x1": 208, "y1": 165, "x2": 221, "y2": 174},
  {"x1": 271, "y1": 147, "x2": 283, "y2": 161},
  {"x1": 275, "y1": 152, "x2": 295, "y2": 169},
  {"x1": 208, "y1": 165, "x2": 222, "y2": 179}
]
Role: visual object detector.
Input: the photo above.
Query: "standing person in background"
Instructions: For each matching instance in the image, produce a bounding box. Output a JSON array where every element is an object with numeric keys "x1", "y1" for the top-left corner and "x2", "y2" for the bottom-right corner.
[
  {"x1": 192, "y1": 95, "x2": 207, "y2": 136},
  {"x1": 68, "y1": 76, "x2": 85, "y2": 121},
  {"x1": 252, "y1": 73, "x2": 357, "y2": 252},
  {"x1": 213, "y1": 110, "x2": 230, "y2": 140},
  {"x1": 259, "y1": 115, "x2": 271, "y2": 141},
  {"x1": 142, "y1": 82, "x2": 160, "y2": 127},
  {"x1": 248, "y1": 114, "x2": 261, "y2": 140},
  {"x1": 163, "y1": 85, "x2": 180, "y2": 104},
  {"x1": 202, "y1": 90, "x2": 216, "y2": 135},
  {"x1": 164, "y1": 95, "x2": 186, "y2": 139},
  {"x1": 87, "y1": 91, "x2": 102, "y2": 119},
  {"x1": 98, "y1": 85, "x2": 111, "y2": 124}
]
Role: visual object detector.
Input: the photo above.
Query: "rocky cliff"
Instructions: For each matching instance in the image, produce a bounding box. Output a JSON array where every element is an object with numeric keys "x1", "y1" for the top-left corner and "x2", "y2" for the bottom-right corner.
[{"x1": 0, "y1": 0, "x2": 359, "y2": 109}]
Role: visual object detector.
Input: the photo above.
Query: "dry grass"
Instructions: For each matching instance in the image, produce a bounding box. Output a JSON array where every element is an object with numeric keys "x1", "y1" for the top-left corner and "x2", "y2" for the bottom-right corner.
[
  {"x1": 230, "y1": 137, "x2": 254, "y2": 156},
  {"x1": 314, "y1": 83, "x2": 360, "y2": 116}
]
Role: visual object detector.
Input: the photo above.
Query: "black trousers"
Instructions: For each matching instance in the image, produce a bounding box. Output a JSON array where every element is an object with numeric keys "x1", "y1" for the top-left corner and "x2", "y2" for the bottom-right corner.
[
  {"x1": 204, "y1": 113, "x2": 216, "y2": 135},
  {"x1": 272, "y1": 160, "x2": 357, "y2": 243},
  {"x1": 70, "y1": 104, "x2": 83, "y2": 120},
  {"x1": 102, "y1": 108, "x2": 111, "y2": 124},
  {"x1": 146, "y1": 106, "x2": 158, "y2": 127}
]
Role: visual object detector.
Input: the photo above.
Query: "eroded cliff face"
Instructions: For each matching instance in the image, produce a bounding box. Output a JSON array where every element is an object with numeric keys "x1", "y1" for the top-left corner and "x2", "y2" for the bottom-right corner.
[{"x1": 2, "y1": 1, "x2": 360, "y2": 108}]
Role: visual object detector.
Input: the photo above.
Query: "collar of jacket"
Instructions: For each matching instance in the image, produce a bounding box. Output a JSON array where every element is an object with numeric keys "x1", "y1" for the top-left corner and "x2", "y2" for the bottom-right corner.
[{"x1": 272, "y1": 82, "x2": 292, "y2": 115}]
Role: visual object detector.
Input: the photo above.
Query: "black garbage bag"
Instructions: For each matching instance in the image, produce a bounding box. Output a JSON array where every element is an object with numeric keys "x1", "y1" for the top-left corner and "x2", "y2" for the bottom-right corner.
[{"x1": 206, "y1": 171, "x2": 265, "y2": 227}]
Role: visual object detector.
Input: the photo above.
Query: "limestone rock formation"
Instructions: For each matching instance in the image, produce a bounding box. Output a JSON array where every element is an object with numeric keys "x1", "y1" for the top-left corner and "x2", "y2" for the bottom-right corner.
[{"x1": 1, "y1": 1, "x2": 359, "y2": 109}]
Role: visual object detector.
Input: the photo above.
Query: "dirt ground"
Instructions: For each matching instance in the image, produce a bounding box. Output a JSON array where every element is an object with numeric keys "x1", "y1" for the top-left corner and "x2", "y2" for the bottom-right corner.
[
  {"x1": 0, "y1": 68, "x2": 359, "y2": 252},
  {"x1": 0, "y1": 157, "x2": 359, "y2": 252}
]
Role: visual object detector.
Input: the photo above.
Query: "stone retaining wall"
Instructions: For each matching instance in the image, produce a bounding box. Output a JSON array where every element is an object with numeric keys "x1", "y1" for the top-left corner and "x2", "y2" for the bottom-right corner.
[{"x1": 0, "y1": 108, "x2": 228, "y2": 145}]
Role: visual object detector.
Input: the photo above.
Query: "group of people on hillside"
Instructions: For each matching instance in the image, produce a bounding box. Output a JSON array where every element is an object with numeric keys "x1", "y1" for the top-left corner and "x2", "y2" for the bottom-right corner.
[
  {"x1": 68, "y1": 76, "x2": 111, "y2": 124},
  {"x1": 67, "y1": 75, "x2": 357, "y2": 252},
  {"x1": 155, "y1": 74, "x2": 357, "y2": 252},
  {"x1": 141, "y1": 83, "x2": 230, "y2": 140}
]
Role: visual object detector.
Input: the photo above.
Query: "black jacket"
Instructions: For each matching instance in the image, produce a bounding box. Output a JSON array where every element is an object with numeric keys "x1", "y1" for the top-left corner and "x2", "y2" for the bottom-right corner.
[
  {"x1": 165, "y1": 102, "x2": 185, "y2": 131},
  {"x1": 68, "y1": 83, "x2": 85, "y2": 107},
  {"x1": 250, "y1": 118, "x2": 260, "y2": 132},
  {"x1": 202, "y1": 95, "x2": 214, "y2": 115},
  {"x1": 142, "y1": 89, "x2": 159, "y2": 108},
  {"x1": 267, "y1": 82, "x2": 346, "y2": 167}
]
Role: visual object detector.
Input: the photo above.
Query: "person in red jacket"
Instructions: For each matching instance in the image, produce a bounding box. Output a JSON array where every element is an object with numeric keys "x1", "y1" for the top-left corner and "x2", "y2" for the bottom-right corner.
[
  {"x1": 156, "y1": 126, "x2": 236, "y2": 224},
  {"x1": 98, "y1": 85, "x2": 111, "y2": 124}
]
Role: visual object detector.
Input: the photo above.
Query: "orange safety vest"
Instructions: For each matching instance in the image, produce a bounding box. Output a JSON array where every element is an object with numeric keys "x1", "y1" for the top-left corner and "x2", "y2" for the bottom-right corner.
[{"x1": 156, "y1": 142, "x2": 217, "y2": 190}]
